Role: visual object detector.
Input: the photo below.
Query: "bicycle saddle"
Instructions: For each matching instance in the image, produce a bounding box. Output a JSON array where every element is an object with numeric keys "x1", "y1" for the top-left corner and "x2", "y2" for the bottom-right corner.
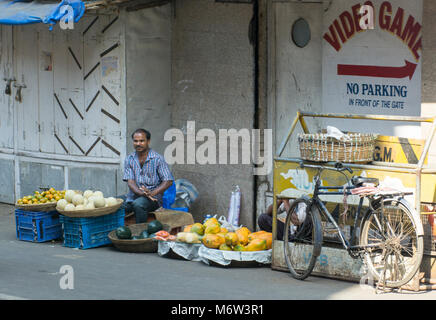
[{"x1": 351, "y1": 176, "x2": 379, "y2": 187}]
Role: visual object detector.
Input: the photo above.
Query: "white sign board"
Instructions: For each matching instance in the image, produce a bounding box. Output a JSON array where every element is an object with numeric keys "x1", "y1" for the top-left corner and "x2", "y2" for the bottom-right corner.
[{"x1": 322, "y1": 0, "x2": 423, "y2": 138}]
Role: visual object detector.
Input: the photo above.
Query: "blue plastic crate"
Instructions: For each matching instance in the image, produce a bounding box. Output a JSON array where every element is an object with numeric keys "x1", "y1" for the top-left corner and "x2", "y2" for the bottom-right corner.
[
  {"x1": 15, "y1": 209, "x2": 63, "y2": 242},
  {"x1": 59, "y1": 208, "x2": 125, "y2": 249}
]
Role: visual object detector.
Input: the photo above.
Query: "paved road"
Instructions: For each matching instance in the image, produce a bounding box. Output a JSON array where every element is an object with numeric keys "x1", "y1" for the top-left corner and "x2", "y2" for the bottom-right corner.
[{"x1": 1, "y1": 203, "x2": 435, "y2": 300}]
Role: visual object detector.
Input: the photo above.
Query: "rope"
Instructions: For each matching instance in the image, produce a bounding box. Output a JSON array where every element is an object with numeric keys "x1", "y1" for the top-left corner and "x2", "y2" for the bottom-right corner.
[{"x1": 340, "y1": 186, "x2": 349, "y2": 227}]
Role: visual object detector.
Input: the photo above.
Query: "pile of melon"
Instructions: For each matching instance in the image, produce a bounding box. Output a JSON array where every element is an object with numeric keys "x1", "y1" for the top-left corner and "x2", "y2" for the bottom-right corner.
[{"x1": 56, "y1": 189, "x2": 118, "y2": 212}]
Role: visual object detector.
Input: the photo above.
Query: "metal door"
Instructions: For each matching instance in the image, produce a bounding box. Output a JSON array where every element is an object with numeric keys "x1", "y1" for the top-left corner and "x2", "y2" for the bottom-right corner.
[
  {"x1": 0, "y1": 25, "x2": 14, "y2": 150},
  {"x1": 12, "y1": 15, "x2": 124, "y2": 159}
]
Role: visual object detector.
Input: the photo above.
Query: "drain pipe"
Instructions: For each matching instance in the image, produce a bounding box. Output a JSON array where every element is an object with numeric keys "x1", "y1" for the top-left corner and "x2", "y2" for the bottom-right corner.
[{"x1": 252, "y1": 0, "x2": 260, "y2": 231}]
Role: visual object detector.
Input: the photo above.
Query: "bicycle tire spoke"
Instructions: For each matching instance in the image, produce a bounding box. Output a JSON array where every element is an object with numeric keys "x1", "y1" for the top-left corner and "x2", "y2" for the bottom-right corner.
[{"x1": 361, "y1": 200, "x2": 423, "y2": 288}]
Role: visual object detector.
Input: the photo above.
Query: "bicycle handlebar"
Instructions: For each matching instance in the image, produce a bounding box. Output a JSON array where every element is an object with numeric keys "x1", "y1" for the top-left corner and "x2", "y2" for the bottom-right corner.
[{"x1": 298, "y1": 161, "x2": 353, "y2": 174}]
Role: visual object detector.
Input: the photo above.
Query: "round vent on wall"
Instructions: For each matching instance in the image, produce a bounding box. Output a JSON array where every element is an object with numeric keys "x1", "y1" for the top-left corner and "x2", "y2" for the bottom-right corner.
[{"x1": 291, "y1": 18, "x2": 311, "y2": 48}]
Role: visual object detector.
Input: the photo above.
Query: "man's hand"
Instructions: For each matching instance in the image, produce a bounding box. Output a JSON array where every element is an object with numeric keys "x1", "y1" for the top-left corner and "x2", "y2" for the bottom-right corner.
[{"x1": 140, "y1": 186, "x2": 157, "y2": 202}]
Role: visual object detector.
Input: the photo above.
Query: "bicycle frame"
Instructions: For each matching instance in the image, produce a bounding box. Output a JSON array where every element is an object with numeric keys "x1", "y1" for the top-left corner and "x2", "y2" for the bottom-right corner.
[
  {"x1": 307, "y1": 163, "x2": 421, "y2": 256},
  {"x1": 310, "y1": 171, "x2": 364, "y2": 251}
]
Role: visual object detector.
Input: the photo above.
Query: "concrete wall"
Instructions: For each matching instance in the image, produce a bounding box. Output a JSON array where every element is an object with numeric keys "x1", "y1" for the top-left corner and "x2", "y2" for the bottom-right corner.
[
  {"x1": 124, "y1": 5, "x2": 172, "y2": 158},
  {"x1": 422, "y1": 0, "x2": 436, "y2": 164},
  {"x1": 170, "y1": 0, "x2": 255, "y2": 227}
]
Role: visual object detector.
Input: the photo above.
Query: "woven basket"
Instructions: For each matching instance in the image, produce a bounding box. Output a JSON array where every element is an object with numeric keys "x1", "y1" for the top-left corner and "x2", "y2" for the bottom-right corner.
[
  {"x1": 108, "y1": 222, "x2": 171, "y2": 253},
  {"x1": 15, "y1": 202, "x2": 57, "y2": 212},
  {"x1": 298, "y1": 133, "x2": 378, "y2": 163},
  {"x1": 57, "y1": 198, "x2": 124, "y2": 218}
]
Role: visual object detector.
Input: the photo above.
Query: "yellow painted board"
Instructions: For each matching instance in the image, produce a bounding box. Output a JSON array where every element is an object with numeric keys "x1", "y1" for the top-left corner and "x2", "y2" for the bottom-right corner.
[
  {"x1": 274, "y1": 160, "x2": 436, "y2": 204},
  {"x1": 374, "y1": 135, "x2": 427, "y2": 165}
]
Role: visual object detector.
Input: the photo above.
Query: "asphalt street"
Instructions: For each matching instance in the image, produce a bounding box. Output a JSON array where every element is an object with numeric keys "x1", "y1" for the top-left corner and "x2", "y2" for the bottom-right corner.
[{"x1": 1, "y1": 203, "x2": 435, "y2": 300}]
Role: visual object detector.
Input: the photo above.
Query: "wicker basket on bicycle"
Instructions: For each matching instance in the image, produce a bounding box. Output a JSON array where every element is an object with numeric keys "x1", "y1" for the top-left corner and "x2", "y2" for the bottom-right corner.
[{"x1": 298, "y1": 132, "x2": 378, "y2": 163}]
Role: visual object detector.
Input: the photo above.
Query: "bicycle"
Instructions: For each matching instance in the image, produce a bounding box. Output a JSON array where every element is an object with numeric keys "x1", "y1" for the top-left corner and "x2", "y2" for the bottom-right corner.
[{"x1": 282, "y1": 161, "x2": 424, "y2": 289}]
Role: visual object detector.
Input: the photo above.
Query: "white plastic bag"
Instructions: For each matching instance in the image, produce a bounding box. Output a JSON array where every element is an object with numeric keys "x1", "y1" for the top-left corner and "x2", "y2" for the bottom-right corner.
[
  {"x1": 227, "y1": 185, "x2": 241, "y2": 227},
  {"x1": 218, "y1": 215, "x2": 241, "y2": 232},
  {"x1": 296, "y1": 202, "x2": 307, "y2": 224}
]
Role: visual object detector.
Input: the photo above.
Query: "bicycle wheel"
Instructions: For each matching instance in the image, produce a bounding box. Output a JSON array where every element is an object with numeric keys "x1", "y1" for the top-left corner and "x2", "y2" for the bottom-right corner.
[
  {"x1": 360, "y1": 198, "x2": 424, "y2": 288},
  {"x1": 283, "y1": 197, "x2": 323, "y2": 280}
]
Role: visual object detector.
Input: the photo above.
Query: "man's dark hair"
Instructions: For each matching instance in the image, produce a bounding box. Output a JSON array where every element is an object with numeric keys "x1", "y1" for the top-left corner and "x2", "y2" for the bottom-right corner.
[{"x1": 131, "y1": 128, "x2": 151, "y2": 140}]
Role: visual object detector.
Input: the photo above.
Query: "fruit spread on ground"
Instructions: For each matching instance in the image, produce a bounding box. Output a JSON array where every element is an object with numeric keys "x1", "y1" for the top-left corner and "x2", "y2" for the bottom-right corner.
[
  {"x1": 177, "y1": 217, "x2": 272, "y2": 251},
  {"x1": 115, "y1": 220, "x2": 176, "y2": 241}
]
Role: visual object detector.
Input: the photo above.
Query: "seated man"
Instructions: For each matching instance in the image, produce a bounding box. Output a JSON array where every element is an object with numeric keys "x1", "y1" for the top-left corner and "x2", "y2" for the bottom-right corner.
[
  {"x1": 257, "y1": 199, "x2": 290, "y2": 240},
  {"x1": 121, "y1": 128, "x2": 174, "y2": 223},
  {"x1": 258, "y1": 199, "x2": 306, "y2": 240}
]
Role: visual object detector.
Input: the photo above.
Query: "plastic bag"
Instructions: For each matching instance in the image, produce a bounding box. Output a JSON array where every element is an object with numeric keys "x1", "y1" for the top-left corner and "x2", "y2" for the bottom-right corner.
[
  {"x1": 227, "y1": 185, "x2": 241, "y2": 227},
  {"x1": 218, "y1": 215, "x2": 241, "y2": 232},
  {"x1": 162, "y1": 182, "x2": 176, "y2": 209},
  {"x1": 326, "y1": 126, "x2": 350, "y2": 141},
  {"x1": 172, "y1": 179, "x2": 199, "y2": 209}
]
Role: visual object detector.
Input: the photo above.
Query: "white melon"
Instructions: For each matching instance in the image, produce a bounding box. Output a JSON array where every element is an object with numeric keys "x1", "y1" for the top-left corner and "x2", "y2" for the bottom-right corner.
[
  {"x1": 93, "y1": 191, "x2": 104, "y2": 199},
  {"x1": 56, "y1": 199, "x2": 68, "y2": 210},
  {"x1": 72, "y1": 194, "x2": 84, "y2": 206},
  {"x1": 75, "y1": 204, "x2": 85, "y2": 211},
  {"x1": 85, "y1": 202, "x2": 95, "y2": 210},
  {"x1": 83, "y1": 190, "x2": 94, "y2": 199},
  {"x1": 64, "y1": 203, "x2": 76, "y2": 211},
  {"x1": 106, "y1": 197, "x2": 118, "y2": 207},
  {"x1": 65, "y1": 190, "x2": 76, "y2": 203},
  {"x1": 93, "y1": 197, "x2": 105, "y2": 208}
]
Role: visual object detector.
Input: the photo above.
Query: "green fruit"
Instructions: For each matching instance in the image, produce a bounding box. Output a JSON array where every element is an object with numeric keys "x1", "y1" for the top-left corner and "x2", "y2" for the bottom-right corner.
[
  {"x1": 147, "y1": 220, "x2": 163, "y2": 234},
  {"x1": 131, "y1": 236, "x2": 141, "y2": 240},
  {"x1": 138, "y1": 231, "x2": 149, "y2": 239},
  {"x1": 233, "y1": 244, "x2": 246, "y2": 251},
  {"x1": 191, "y1": 223, "x2": 205, "y2": 236},
  {"x1": 219, "y1": 244, "x2": 232, "y2": 251},
  {"x1": 148, "y1": 232, "x2": 157, "y2": 239},
  {"x1": 116, "y1": 226, "x2": 132, "y2": 239}
]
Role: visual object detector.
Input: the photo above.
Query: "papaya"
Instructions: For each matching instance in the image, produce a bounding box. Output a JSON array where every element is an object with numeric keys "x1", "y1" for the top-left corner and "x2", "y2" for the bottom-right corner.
[
  {"x1": 183, "y1": 224, "x2": 193, "y2": 233},
  {"x1": 219, "y1": 243, "x2": 232, "y2": 251},
  {"x1": 191, "y1": 223, "x2": 205, "y2": 236},
  {"x1": 203, "y1": 217, "x2": 220, "y2": 228},
  {"x1": 235, "y1": 227, "x2": 251, "y2": 245},
  {"x1": 225, "y1": 232, "x2": 239, "y2": 247},
  {"x1": 202, "y1": 234, "x2": 225, "y2": 249},
  {"x1": 216, "y1": 233, "x2": 226, "y2": 243},
  {"x1": 248, "y1": 231, "x2": 272, "y2": 249},
  {"x1": 245, "y1": 239, "x2": 267, "y2": 251},
  {"x1": 220, "y1": 227, "x2": 228, "y2": 234},
  {"x1": 248, "y1": 231, "x2": 267, "y2": 242},
  {"x1": 204, "y1": 223, "x2": 221, "y2": 234},
  {"x1": 232, "y1": 244, "x2": 246, "y2": 251},
  {"x1": 238, "y1": 227, "x2": 251, "y2": 235}
]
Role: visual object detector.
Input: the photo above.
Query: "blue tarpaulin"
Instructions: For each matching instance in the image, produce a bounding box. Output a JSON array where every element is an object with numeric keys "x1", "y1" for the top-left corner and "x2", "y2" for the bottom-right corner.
[{"x1": 0, "y1": 0, "x2": 85, "y2": 26}]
